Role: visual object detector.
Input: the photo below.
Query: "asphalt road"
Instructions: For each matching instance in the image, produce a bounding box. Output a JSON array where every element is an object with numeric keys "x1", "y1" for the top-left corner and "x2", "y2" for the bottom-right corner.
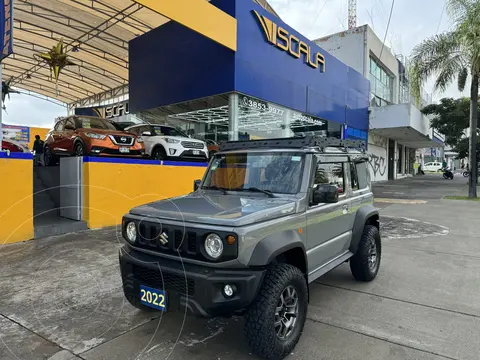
[{"x1": 1, "y1": 177, "x2": 479, "y2": 360}]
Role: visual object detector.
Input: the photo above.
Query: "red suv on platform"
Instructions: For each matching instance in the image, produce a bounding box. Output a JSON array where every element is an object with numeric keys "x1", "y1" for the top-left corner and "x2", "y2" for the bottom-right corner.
[{"x1": 44, "y1": 116, "x2": 144, "y2": 166}]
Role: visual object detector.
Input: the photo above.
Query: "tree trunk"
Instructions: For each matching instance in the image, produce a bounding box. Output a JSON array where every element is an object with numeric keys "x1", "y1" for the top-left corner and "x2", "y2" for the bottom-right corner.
[{"x1": 468, "y1": 73, "x2": 478, "y2": 198}]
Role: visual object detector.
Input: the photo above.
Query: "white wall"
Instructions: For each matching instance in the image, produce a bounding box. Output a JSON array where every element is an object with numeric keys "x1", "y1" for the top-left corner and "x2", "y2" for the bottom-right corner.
[
  {"x1": 367, "y1": 133, "x2": 388, "y2": 182},
  {"x1": 314, "y1": 27, "x2": 366, "y2": 75}
]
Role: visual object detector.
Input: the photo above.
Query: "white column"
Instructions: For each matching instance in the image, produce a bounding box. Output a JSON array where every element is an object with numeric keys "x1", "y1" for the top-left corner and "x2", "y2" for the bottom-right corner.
[{"x1": 228, "y1": 93, "x2": 239, "y2": 141}]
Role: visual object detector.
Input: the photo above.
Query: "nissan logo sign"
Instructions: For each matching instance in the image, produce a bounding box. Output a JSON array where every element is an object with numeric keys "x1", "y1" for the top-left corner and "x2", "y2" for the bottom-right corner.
[{"x1": 120, "y1": 137, "x2": 127, "y2": 143}]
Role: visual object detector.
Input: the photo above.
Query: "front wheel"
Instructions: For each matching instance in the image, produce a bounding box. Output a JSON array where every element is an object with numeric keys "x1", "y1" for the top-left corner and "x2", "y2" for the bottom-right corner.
[
  {"x1": 74, "y1": 141, "x2": 86, "y2": 157},
  {"x1": 350, "y1": 225, "x2": 381, "y2": 282},
  {"x1": 152, "y1": 146, "x2": 166, "y2": 160},
  {"x1": 244, "y1": 264, "x2": 308, "y2": 360},
  {"x1": 443, "y1": 173, "x2": 449, "y2": 179},
  {"x1": 463, "y1": 172, "x2": 469, "y2": 178}
]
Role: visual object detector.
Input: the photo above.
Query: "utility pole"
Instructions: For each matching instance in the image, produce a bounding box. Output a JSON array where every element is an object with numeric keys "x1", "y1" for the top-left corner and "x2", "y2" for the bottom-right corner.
[{"x1": 348, "y1": 0, "x2": 357, "y2": 29}]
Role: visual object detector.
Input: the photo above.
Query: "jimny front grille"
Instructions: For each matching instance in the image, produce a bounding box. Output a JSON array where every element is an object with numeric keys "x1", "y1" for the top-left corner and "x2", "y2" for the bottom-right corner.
[{"x1": 132, "y1": 221, "x2": 237, "y2": 262}]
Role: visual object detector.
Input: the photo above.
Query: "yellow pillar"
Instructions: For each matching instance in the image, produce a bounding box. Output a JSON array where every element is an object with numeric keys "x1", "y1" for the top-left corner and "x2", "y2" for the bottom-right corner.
[{"x1": 134, "y1": 0, "x2": 237, "y2": 51}]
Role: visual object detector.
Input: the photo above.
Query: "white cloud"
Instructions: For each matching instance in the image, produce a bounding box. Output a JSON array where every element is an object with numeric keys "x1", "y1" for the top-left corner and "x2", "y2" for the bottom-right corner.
[
  {"x1": 1, "y1": 93, "x2": 66, "y2": 129},
  {"x1": 269, "y1": 0, "x2": 470, "y2": 102}
]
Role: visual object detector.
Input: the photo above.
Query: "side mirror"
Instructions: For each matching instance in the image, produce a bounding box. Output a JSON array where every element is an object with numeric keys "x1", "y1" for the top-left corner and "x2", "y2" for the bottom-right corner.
[
  {"x1": 142, "y1": 131, "x2": 152, "y2": 136},
  {"x1": 194, "y1": 179, "x2": 201, "y2": 191},
  {"x1": 312, "y1": 184, "x2": 339, "y2": 205}
]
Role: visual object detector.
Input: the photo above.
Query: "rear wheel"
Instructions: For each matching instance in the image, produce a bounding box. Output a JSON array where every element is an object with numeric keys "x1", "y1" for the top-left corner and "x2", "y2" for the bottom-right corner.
[
  {"x1": 244, "y1": 264, "x2": 308, "y2": 359},
  {"x1": 350, "y1": 225, "x2": 381, "y2": 282},
  {"x1": 43, "y1": 146, "x2": 56, "y2": 166},
  {"x1": 152, "y1": 146, "x2": 166, "y2": 160}
]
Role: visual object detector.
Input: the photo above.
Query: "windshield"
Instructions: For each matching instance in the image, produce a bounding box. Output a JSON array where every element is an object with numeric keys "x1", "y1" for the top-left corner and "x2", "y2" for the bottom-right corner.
[
  {"x1": 153, "y1": 126, "x2": 187, "y2": 137},
  {"x1": 202, "y1": 152, "x2": 305, "y2": 194},
  {"x1": 76, "y1": 117, "x2": 116, "y2": 130}
]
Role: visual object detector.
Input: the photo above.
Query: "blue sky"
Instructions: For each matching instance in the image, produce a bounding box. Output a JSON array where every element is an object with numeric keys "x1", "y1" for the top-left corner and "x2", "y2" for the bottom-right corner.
[{"x1": 2, "y1": 0, "x2": 467, "y2": 128}]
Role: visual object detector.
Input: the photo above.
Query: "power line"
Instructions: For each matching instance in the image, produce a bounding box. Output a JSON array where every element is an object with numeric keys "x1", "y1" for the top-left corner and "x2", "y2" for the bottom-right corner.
[
  {"x1": 436, "y1": 0, "x2": 447, "y2": 34},
  {"x1": 311, "y1": 0, "x2": 330, "y2": 29},
  {"x1": 379, "y1": 0, "x2": 395, "y2": 61}
]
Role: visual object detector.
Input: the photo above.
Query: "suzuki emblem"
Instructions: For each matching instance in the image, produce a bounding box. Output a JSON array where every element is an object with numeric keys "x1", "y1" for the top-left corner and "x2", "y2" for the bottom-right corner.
[
  {"x1": 159, "y1": 232, "x2": 168, "y2": 245},
  {"x1": 120, "y1": 136, "x2": 127, "y2": 143}
]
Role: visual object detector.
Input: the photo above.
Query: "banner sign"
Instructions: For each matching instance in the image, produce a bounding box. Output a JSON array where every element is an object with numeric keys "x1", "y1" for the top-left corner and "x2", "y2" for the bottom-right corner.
[
  {"x1": 1, "y1": 0, "x2": 13, "y2": 61},
  {"x1": 75, "y1": 101, "x2": 130, "y2": 119},
  {"x1": 2, "y1": 124, "x2": 30, "y2": 143}
]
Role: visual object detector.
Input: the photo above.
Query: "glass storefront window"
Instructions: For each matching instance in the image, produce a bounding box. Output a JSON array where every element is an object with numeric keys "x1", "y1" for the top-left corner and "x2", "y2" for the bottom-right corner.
[{"x1": 237, "y1": 94, "x2": 341, "y2": 140}]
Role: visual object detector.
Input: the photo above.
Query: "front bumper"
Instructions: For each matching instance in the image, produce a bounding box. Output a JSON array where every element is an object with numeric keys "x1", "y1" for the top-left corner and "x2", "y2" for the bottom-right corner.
[
  {"x1": 119, "y1": 246, "x2": 265, "y2": 317},
  {"x1": 90, "y1": 146, "x2": 144, "y2": 157}
]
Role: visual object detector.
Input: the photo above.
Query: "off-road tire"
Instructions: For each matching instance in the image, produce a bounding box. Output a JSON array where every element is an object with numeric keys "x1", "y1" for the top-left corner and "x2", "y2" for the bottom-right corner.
[
  {"x1": 244, "y1": 264, "x2": 308, "y2": 359},
  {"x1": 350, "y1": 225, "x2": 381, "y2": 282}
]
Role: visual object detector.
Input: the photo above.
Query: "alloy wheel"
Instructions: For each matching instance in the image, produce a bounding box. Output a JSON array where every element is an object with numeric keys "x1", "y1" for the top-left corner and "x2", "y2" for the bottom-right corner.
[
  {"x1": 75, "y1": 143, "x2": 84, "y2": 156},
  {"x1": 274, "y1": 285, "x2": 299, "y2": 340},
  {"x1": 368, "y1": 238, "x2": 377, "y2": 271}
]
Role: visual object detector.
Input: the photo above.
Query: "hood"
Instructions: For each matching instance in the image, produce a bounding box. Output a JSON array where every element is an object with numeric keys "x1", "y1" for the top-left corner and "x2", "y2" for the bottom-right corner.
[
  {"x1": 79, "y1": 128, "x2": 137, "y2": 137},
  {"x1": 129, "y1": 192, "x2": 297, "y2": 227},
  {"x1": 152, "y1": 135, "x2": 205, "y2": 143}
]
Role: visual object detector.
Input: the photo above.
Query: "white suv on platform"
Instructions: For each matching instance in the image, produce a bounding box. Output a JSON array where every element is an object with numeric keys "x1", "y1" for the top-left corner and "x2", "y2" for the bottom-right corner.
[{"x1": 124, "y1": 124, "x2": 208, "y2": 162}]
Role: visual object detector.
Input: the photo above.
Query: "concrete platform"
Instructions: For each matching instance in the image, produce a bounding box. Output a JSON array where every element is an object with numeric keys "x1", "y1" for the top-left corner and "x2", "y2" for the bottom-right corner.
[{"x1": 1, "y1": 176, "x2": 479, "y2": 360}]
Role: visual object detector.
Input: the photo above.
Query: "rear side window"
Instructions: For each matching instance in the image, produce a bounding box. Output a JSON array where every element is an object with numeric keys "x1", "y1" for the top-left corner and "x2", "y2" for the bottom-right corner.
[
  {"x1": 314, "y1": 162, "x2": 345, "y2": 194},
  {"x1": 350, "y1": 162, "x2": 359, "y2": 191},
  {"x1": 356, "y1": 162, "x2": 369, "y2": 189},
  {"x1": 54, "y1": 120, "x2": 64, "y2": 131}
]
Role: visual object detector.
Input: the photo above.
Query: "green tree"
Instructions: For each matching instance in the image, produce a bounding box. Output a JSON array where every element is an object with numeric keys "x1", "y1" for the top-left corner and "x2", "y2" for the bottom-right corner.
[{"x1": 410, "y1": 0, "x2": 480, "y2": 198}]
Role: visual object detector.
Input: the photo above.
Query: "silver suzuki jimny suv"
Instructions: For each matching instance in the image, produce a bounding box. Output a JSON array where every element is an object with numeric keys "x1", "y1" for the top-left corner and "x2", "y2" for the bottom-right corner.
[{"x1": 119, "y1": 136, "x2": 381, "y2": 359}]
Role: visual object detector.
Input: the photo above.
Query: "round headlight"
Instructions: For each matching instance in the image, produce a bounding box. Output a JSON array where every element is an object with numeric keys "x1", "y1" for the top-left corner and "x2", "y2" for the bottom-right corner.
[
  {"x1": 204, "y1": 233, "x2": 223, "y2": 259},
  {"x1": 126, "y1": 222, "x2": 137, "y2": 244}
]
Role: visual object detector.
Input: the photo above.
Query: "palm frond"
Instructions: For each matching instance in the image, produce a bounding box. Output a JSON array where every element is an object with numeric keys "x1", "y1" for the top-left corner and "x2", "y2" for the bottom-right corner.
[
  {"x1": 447, "y1": 0, "x2": 475, "y2": 24},
  {"x1": 409, "y1": 31, "x2": 464, "y2": 101},
  {"x1": 458, "y1": 67, "x2": 468, "y2": 91},
  {"x1": 433, "y1": 54, "x2": 466, "y2": 91}
]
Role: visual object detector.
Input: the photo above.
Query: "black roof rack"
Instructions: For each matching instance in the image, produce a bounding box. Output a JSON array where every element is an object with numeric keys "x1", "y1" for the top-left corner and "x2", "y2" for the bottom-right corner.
[{"x1": 219, "y1": 136, "x2": 366, "y2": 152}]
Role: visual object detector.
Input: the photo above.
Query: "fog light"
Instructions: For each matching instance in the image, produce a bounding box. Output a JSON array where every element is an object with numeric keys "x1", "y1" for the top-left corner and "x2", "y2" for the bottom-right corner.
[
  {"x1": 169, "y1": 148, "x2": 177, "y2": 155},
  {"x1": 223, "y1": 284, "x2": 234, "y2": 298}
]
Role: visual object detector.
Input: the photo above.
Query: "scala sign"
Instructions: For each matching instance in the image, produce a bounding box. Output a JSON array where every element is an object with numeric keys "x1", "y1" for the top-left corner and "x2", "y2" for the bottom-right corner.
[
  {"x1": 253, "y1": 10, "x2": 326, "y2": 73},
  {"x1": 1, "y1": 0, "x2": 13, "y2": 61},
  {"x1": 105, "y1": 102, "x2": 129, "y2": 118}
]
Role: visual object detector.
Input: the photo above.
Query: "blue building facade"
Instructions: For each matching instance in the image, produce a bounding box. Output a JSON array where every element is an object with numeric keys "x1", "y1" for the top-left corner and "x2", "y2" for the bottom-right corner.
[{"x1": 128, "y1": 0, "x2": 369, "y2": 142}]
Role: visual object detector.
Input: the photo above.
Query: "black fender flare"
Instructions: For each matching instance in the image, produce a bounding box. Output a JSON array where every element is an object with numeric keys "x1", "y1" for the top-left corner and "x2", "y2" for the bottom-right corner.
[
  {"x1": 248, "y1": 230, "x2": 307, "y2": 269},
  {"x1": 73, "y1": 137, "x2": 86, "y2": 151},
  {"x1": 151, "y1": 144, "x2": 166, "y2": 156},
  {"x1": 349, "y1": 204, "x2": 379, "y2": 254}
]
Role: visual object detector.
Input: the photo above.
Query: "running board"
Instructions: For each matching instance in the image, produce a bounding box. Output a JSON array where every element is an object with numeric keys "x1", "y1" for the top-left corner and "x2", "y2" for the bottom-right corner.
[{"x1": 308, "y1": 251, "x2": 353, "y2": 283}]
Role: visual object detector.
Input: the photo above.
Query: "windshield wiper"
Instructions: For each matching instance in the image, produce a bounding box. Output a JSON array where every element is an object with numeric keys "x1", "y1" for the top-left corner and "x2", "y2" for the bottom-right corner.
[
  {"x1": 236, "y1": 187, "x2": 276, "y2": 198},
  {"x1": 202, "y1": 185, "x2": 228, "y2": 195}
]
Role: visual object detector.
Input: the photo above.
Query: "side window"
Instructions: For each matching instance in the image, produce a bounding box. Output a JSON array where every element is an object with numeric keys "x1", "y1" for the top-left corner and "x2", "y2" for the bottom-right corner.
[
  {"x1": 356, "y1": 161, "x2": 369, "y2": 189},
  {"x1": 54, "y1": 120, "x2": 64, "y2": 131},
  {"x1": 64, "y1": 119, "x2": 75, "y2": 130},
  {"x1": 314, "y1": 162, "x2": 345, "y2": 195},
  {"x1": 350, "y1": 162, "x2": 359, "y2": 191},
  {"x1": 128, "y1": 126, "x2": 141, "y2": 136}
]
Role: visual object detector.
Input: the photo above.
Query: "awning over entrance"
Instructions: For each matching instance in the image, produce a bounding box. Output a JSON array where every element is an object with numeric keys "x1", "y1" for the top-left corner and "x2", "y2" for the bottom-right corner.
[
  {"x1": 2, "y1": 0, "x2": 237, "y2": 105},
  {"x1": 370, "y1": 103, "x2": 445, "y2": 149}
]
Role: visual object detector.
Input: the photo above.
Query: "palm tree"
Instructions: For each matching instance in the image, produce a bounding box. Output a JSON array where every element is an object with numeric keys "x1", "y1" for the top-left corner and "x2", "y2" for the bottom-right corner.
[{"x1": 410, "y1": 0, "x2": 480, "y2": 198}]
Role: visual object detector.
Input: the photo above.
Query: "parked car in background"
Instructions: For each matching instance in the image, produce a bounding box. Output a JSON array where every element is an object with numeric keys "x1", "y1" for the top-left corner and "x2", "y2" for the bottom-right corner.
[
  {"x1": 43, "y1": 116, "x2": 145, "y2": 166},
  {"x1": 205, "y1": 139, "x2": 220, "y2": 158},
  {"x1": 423, "y1": 161, "x2": 443, "y2": 172},
  {"x1": 1, "y1": 139, "x2": 30, "y2": 153},
  {"x1": 124, "y1": 123, "x2": 208, "y2": 161}
]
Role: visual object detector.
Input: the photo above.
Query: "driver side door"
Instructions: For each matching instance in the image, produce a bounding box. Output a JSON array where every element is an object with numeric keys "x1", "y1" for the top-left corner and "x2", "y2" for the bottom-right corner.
[{"x1": 306, "y1": 155, "x2": 352, "y2": 280}]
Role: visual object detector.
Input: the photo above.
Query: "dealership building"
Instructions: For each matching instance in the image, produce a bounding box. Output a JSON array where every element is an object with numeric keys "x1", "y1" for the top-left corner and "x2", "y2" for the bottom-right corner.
[{"x1": 2, "y1": 0, "x2": 370, "y2": 244}]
